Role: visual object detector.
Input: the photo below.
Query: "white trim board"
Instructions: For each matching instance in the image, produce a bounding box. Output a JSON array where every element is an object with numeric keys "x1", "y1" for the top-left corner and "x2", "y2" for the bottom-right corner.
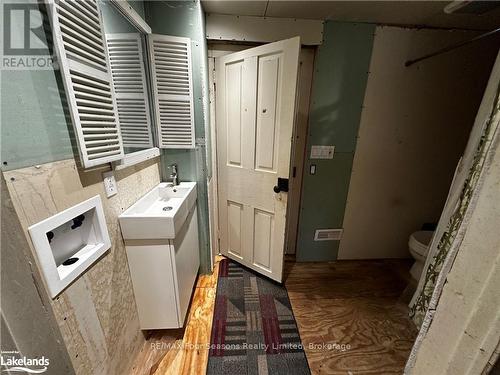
[
  {"x1": 110, "y1": 0, "x2": 151, "y2": 34},
  {"x1": 113, "y1": 148, "x2": 160, "y2": 171},
  {"x1": 206, "y1": 14, "x2": 324, "y2": 45},
  {"x1": 207, "y1": 56, "x2": 219, "y2": 271}
]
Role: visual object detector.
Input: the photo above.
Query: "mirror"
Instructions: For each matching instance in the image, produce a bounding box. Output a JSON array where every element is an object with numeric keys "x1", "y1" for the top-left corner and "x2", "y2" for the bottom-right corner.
[{"x1": 100, "y1": 1, "x2": 156, "y2": 157}]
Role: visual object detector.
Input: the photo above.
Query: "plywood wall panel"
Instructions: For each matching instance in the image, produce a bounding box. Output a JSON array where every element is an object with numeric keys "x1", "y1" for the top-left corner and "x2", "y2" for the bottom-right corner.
[
  {"x1": 3, "y1": 157, "x2": 161, "y2": 374},
  {"x1": 1, "y1": 176, "x2": 75, "y2": 374}
]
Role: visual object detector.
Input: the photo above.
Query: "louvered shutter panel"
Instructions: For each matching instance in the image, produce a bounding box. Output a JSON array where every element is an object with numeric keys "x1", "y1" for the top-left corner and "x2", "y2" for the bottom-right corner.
[
  {"x1": 106, "y1": 33, "x2": 153, "y2": 148},
  {"x1": 47, "y1": 0, "x2": 124, "y2": 167},
  {"x1": 149, "y1": 34, "x2": 195, "y2": 149}
]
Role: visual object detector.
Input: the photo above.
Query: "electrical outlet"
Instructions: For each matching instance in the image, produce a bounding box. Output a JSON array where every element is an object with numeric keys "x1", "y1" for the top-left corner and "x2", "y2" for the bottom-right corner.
[{"x1": 103, "y1": 171, "x2": 117, "y2": 197}]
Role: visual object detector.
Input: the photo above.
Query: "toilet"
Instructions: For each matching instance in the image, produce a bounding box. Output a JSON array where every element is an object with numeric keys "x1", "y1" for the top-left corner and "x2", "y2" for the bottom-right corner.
[{"x1": 408, "y1": 230, "x2": 434, "y2": 281}]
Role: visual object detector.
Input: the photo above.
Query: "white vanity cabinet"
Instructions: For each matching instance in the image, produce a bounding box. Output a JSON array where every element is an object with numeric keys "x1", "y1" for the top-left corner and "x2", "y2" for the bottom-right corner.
[
  {"x1": 119, "y1": 182, "x2": 200, "y2": 329},
  {"x1": 124, "y1": 205, "x2": 199, "y2": 329}
]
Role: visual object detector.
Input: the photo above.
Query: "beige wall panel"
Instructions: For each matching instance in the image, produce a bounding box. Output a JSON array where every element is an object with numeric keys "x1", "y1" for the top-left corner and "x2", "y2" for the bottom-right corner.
[
  {"x1": 339, "y1": 26, "x2": 497, "y2": 259},
  {"x1": 206, "y1": 14, "x2": 323, "y2": 45}
]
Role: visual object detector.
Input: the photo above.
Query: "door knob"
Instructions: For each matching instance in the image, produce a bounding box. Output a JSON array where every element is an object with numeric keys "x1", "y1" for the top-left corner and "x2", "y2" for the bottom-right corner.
[{"x1": 273, "y1": 178, "x2": 289, "y2": 193}]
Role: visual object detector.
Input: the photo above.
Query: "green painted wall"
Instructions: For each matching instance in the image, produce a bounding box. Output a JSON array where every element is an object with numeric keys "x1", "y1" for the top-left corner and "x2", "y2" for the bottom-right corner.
[
  {"x1": 145, "y1": 0, "x2": 212, "y2": 273},
  {"x1": 0, "y1": 69, "x2": 75, "y2": 171},
  {"x1": 0, "y1": 2, "x2": 74, "y2": 171},
  {"x1": 296, "y1": 22, "x2": 375, "y2": 262}
]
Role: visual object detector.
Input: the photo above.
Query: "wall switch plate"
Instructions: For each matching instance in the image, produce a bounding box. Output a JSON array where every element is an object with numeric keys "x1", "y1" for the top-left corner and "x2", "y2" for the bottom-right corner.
[
  {"x1": 310, "y1": 145, "x2": 335, "y2": 159},
  {"x1": 310, "y1": 164, "x2": 316, "y2": 175},
  {"x1": 103, "y1": 171, "x2": 118, "y2": 197}
]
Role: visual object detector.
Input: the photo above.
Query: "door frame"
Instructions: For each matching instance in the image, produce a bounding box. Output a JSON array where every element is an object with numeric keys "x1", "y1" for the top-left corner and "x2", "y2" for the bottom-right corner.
[
  {"x1": 207, "y1": 55, "x2": 218, "y2": 272},
  {"x1": 284, "y1": 47, "x2": 315, "y2": 255}
]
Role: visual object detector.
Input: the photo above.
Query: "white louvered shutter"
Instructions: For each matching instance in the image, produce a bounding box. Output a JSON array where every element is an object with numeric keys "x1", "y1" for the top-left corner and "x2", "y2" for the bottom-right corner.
[
  {"x1": 106, "y1": 33, "x2": 153, "y2": 148},
  {"x1": 149, "y1": 34, "x2": 195, "y2": 149},
  {"x1": 47, "y1": 0, "x2": 124, "y2": 167}
]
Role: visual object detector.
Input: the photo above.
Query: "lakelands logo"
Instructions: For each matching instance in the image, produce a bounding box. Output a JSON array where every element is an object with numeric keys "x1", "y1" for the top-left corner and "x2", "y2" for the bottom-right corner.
[
  {"x1": 1, "y1": 351, "x2": 49, "y2": 373},
  {"x1": 2, "y1": 2, "x2": 56, "y2": 70}
]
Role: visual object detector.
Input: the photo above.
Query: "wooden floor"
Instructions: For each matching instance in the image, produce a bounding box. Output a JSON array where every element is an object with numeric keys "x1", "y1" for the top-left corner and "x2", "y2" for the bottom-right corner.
[
  {"x1": 285, "y1": 259, "x2": 418, "y2": 374},
  {"x1": 130, "y1": 257, "x2": 417, "y2": 375},
  {"x1": 130, "y1": 257, "x2": 222, "y2": 375}
]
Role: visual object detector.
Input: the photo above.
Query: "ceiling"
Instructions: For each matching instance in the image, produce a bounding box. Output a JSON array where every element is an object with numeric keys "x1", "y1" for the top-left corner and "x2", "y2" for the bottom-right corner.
[{"x1": 201, "y1": 1, "x2": 500, "y2": 30}]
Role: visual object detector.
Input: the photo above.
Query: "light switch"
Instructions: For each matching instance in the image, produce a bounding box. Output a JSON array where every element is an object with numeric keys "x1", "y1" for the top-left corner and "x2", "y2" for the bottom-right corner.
[
  {"x1": 103, "y1": 171, "x2": 118, "y2": 197},
  {"x1": 310, "y1": 164, "x2": 316, "y2": 175}
]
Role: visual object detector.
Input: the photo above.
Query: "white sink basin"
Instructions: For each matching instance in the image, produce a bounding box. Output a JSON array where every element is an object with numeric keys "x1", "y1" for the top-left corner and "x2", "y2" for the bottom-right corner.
[{"x1": 119, "y1": 182, "x2": 197, "y2": 239}]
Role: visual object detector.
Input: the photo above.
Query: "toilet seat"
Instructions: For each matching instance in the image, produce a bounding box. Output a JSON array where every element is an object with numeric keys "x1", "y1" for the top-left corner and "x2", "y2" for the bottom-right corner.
[
  {"x1": 408, "y1": 230, "x2": 434, "y2": 282},
  {"x1": 409, "y1": 230, "x2": 434, "y2": 257}
]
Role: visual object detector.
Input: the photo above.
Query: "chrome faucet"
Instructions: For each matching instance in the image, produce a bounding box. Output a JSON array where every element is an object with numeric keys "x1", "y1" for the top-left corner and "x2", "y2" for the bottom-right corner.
[{"x1": 169, "y1": 164, "x2": 179, "y2": 186}]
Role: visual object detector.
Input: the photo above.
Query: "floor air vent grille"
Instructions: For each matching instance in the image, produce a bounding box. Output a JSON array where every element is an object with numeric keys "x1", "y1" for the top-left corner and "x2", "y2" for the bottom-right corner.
[{"x1": 314, "y1": 229, "x2": 343, "y2": 241}]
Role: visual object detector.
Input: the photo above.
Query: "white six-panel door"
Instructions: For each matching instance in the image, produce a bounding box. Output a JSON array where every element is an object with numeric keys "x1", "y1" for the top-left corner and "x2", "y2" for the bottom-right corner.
[{"x1": 216, "y1": 37, "x2": 300, "y2": 282}]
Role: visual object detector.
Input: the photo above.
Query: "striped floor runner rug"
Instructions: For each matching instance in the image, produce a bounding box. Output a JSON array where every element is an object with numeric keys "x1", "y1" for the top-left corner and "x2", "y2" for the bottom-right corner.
[{"x1": 207, "y1": 259, "x2": 310, "y2": 375}]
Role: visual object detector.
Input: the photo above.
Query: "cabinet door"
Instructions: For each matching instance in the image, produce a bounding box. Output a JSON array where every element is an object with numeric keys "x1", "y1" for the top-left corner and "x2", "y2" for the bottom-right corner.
[
  {"x1": 172, "y1": 206, "x2": 200, "y2": 325},
  {"x1": 125, "y1": 243, "x2": 178, "y2": 329}
]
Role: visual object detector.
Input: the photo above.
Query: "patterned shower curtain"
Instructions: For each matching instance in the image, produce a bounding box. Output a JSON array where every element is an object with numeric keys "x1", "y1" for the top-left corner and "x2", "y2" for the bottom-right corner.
[{"x1": 409, "y1": 52, "x2": 500, "y2": 328}]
